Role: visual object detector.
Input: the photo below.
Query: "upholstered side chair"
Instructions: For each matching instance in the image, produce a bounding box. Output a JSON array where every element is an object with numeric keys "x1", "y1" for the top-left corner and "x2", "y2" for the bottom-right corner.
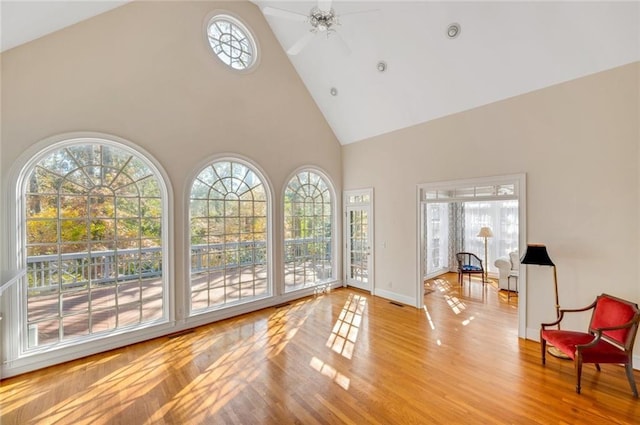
[{"x1": 540, "y1": 293, "x2": 640, "y2": 397}]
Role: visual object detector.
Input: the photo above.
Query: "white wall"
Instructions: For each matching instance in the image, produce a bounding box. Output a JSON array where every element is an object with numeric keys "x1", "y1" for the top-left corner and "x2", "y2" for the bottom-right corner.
[
  {"x1": 343, "y1": 62, "x2": 640, "y2": 341},
  {"x1": 0, "y1": 0, "x2": 342, "y2": 376}
]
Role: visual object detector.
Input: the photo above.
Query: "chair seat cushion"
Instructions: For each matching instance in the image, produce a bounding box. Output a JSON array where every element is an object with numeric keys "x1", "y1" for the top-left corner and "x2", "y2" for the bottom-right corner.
[
  {"x1": 542, "y1": 330, "x2": 630, "y2": 363},
  {"x1": 461, "y1": 265, "x2": 481, "y2": 271}
]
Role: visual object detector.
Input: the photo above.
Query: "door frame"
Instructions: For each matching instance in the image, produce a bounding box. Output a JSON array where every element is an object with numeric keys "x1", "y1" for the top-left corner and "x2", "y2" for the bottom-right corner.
[
  {"x1": 416, "y1": 174, "x2": 527, "y2": 338},
  {"x1": 343, "y1": 188, "x2": 374, "y2": 293}
]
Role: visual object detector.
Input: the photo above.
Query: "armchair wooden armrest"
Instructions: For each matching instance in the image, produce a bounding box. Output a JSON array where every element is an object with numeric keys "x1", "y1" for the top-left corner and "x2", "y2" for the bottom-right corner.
[
  {"x1": 540, "y1": 300, "x2": 597, "y2": 329},
  {"x1": 576, "y1": 320, "x2": 637, "y2": 350}
]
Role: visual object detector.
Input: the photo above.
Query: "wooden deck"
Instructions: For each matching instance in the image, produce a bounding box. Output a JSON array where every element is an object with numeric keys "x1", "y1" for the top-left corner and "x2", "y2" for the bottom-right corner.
[
  {"x1": 1, "y1": 273, "x2": 639, "y2": 424},
  {"x1": 26, "y1": 263, "x2": 326, "y2": 347}
]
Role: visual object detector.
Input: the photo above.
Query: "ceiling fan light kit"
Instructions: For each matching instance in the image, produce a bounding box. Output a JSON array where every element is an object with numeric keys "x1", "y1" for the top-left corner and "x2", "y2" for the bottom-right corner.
[
  {"x1": 263, "y1": 0, "x2": 376, "y2": 56},
  {"x1": 309, "y1": 7, "x2": 338, "y2": 33}
]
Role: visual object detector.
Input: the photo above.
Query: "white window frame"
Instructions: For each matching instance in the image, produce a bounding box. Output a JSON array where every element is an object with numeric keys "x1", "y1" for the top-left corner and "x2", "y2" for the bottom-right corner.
[
  {"x1": 204, "y1": 11, "x2": 260, "y2": 73},
  {"x1": 187, "y1": 155, "x2": 273, "y2": 315},
  {"x1": 282, "y1": 167, "x2": 338, "y2": 293},
  {"x1": 185, "y1": 153, "x2": 276, "y2": 320},
  {"x1": 2, "y1": 132, "x2": 174, "y2": 378}
]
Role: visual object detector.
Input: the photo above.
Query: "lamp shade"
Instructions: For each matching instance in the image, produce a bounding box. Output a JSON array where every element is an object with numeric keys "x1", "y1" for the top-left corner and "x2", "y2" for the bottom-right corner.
[
  {"x1": 520, "y1": 244, "x2": 554, "y2": 266},
  {"x1": 477, "y1": 227, "x2": 493, "y2": 238}
]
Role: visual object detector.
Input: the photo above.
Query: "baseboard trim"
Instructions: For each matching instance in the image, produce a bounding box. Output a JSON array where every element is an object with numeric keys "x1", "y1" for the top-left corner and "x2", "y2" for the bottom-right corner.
[{"x1": 373, "y1": 288, "x2": 416, "y2": 307}]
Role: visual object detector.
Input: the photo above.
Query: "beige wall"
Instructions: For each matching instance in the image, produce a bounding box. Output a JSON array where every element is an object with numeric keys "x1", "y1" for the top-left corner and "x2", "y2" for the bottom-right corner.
[
  {"x1": 343, "y1": 62, "x2": 640, "y2": 338},
  {"x1": 1, "y1": 0, "x2": 342, "y2": 276},
  {"x1": 0, "y1": 0, "x2": 341, "y2": 374}
]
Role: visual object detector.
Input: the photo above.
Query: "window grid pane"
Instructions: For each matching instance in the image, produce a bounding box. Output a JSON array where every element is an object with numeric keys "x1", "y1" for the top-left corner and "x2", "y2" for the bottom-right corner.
[
  {"x1": 24, "y1": 144, "x2": 165, "y2": 350},
  {"x1": 284, "y1": 171, "x2": 333, "y2": 292},
  {"x1": 190, "y1": 161, "x2": 270, "y2": 313}
]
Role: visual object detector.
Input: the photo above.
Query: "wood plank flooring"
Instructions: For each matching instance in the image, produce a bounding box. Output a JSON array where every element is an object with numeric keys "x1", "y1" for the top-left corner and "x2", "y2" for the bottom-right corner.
[{"x1": 1, "y1": 273, "x2": 639, "y2": 424}]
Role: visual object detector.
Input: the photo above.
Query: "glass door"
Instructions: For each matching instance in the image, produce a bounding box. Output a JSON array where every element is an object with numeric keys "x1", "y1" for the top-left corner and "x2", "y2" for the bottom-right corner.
[{"x1": 344, "y1": 190, "x2": 373, "y2": 291}]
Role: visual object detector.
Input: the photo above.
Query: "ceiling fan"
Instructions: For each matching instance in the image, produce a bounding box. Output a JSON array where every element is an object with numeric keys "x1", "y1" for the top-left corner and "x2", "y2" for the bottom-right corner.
[{"x1": 262, "y1": 0, "x2": 374, "y2": 55}]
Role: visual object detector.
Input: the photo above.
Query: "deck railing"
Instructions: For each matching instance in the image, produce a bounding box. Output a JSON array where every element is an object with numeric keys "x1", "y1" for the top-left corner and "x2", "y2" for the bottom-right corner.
[{"x1": 27, "y1": 238, "x2": 331, "y2": 292}]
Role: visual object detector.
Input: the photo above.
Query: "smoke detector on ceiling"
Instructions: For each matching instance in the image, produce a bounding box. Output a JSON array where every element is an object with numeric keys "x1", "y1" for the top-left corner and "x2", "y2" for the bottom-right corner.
[{"x1": 446, "y1": 23, "x2": 461, "y2": 39}]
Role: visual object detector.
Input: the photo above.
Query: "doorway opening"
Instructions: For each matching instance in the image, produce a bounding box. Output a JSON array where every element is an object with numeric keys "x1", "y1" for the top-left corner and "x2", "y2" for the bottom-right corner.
[
  {"x1": 344, "y1": 189, "x2": 374, "y2": 292},
  {"x1": 417, "y1": 174, "x2": 526, "y2": 337}
]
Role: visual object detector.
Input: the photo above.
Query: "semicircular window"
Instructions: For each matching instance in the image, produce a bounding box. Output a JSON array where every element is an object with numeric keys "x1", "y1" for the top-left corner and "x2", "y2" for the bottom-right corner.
[
  {"x1": 24, "y1": 143, "x2": 167, "y2": 349},
  {"x1": 189, "y1": 159, "x2": 270, "y2": 313}
]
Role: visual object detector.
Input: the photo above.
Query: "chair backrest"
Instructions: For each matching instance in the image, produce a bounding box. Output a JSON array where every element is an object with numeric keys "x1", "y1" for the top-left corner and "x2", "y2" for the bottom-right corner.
[
  {"x1": 456, "y1": 252, "x2": 483, "y2": 269},
  {"x1": 509, "y1": 251, "x2": 519, "y2": 269},
  {"x1": 588, "y1": 293, "x2": 640, "y2": 351}
]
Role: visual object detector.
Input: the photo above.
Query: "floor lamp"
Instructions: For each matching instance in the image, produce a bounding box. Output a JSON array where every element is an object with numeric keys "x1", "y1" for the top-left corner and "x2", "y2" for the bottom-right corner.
[
  {"x1": 477, "y1": 227, "x2": 493, "y2": 281},
  {"x1": 520, "y1": 244, "x2": 569, "y2": 359}
]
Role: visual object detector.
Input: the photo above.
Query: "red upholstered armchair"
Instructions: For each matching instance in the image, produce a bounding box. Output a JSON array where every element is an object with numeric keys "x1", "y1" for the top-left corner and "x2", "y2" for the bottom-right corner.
[{"x1": 540, "y1": 293, "x2": 640, "y2": 397}]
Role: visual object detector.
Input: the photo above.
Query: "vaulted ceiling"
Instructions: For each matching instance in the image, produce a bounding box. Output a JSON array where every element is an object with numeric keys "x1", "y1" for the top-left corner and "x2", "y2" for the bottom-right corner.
[{"x1": 2, "y1": 1, "x2": 639, "y2": 145}]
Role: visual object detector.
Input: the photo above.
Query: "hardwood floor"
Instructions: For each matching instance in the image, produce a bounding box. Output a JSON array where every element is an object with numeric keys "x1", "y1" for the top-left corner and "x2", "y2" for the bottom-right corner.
[{"x1": 1, "y1": 273, "x2": 639, "y2": 424}]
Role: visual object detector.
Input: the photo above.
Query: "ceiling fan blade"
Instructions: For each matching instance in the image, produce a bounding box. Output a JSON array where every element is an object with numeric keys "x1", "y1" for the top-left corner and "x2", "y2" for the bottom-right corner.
[
  {"x1": 340, "y1": 9, "x2": 380, "y2": 18},
  {"x1": 287, "y1": 32, "x2": 315, "y2": 55},
  {"x1": 262, "y1": 6, "x2": 308, "y2": 23},
  {"x1": 333, "y1": 31, "x2": 352, "y2": 56},
  {"x1": 317, "y1": 0, "x2": 333, "y2": 12}
]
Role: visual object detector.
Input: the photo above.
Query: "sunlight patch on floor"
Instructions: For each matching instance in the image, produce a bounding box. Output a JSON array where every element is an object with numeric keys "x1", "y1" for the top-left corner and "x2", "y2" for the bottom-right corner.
[
  {"x1": 444, "y1": 294, "x2": 466, "y2": 314},
  {"x1": 309, "y1": 356, "x2": 350, "y2": 390},
  {"x1": 432, "y1": 278, "x2": 452, "y2": 292},
  {"x1": 326, "y1": 293, "x2": 366, "y2": 359},
  {"x1": 423, "y1": 305, "x2": 436, "y2": 330},
  {"x1": 147, "y1": 298, "x2": 317, "y2": 422}
]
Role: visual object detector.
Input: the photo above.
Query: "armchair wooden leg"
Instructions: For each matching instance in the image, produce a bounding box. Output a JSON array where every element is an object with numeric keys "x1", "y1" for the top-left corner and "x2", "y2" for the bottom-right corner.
[
  {"x1": 575, "y1": 357, "x2": 583, "y2": 394},
  {"x1": 625, "y1": 363, "x2": 638, "y2": 398},
  {"x1": 541, "y1": 338, "x2": 546, "y2": 365}
]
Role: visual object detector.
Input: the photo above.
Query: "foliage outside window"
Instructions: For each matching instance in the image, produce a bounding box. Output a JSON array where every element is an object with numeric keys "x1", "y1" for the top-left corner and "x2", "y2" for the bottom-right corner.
[
  {"x1": 24, "y1": 143, "x2": 165, "y2": 349},
  {"x1": 189, "y1": 160, "x2": 269, "y2": 312},
  {"x1": 284, "y1": 170, "x2": 333, "y2": 292}
]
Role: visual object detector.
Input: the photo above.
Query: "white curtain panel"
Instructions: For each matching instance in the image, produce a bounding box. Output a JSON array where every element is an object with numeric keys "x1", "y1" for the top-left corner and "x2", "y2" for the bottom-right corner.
[{"x1": 463, "y1": 200, "x2": 519, "y2": 273}]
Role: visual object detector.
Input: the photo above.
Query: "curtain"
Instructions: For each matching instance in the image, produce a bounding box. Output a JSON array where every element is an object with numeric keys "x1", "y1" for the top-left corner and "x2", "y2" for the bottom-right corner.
[
  {"x1": 448, "y1": 202, "x2": 465, "y2": 271},
  {"x1": 425, "y1": 203, "x2": 450, "y2": 276},
  {"x1": 462, "y1": 200, "x2": 518, "y2": 273}
]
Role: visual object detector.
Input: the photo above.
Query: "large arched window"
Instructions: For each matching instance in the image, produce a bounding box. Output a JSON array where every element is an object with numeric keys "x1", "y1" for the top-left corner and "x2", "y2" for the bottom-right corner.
[
  {"x1": 21, "y1": 141, "x2": 168, "y2": 349},
  {"x1": 283, "y1": 169, "x2": 334, "y2": 292},
  {"x1": 189, "y1": 159, "x2": 270, "y2": 312}
]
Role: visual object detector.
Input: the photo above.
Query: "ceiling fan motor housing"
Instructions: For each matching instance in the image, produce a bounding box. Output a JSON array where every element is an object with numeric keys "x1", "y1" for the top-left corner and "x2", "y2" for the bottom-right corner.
[{"x1": 309, "y1": 7, "x2": 338, "y2": 32}]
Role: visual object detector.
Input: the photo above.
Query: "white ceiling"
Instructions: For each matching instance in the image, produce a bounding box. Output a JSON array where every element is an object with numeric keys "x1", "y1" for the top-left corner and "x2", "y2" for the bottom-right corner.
[
  {"x1": 2, "y1": 1, "x2": 639, "y2": 145},
  {"x1": 0, "y1": 1, "x2": 130, "y2": 52},
  {"x1": 256, "y1": 0, "x2": 640, "y2": 144}
]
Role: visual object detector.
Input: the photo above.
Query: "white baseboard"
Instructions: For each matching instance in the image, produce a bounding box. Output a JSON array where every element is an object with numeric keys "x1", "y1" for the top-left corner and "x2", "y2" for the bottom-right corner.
[{"x1": 373, "y1": 288, "x2": 416, "y2": 307}]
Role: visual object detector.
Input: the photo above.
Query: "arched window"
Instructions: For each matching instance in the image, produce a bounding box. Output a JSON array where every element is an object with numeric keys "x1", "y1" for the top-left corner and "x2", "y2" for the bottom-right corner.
[
  {"x1": 189, "y1": 159, "x2": 270, "y2": 312},
  {"x1": 206, "y1": 13, "x2": 258, "y2": 71},
  {"x1": 284, "y1": 169, "x2": 334, "y2": 292},
  {"x1": 22, "y1": 141, "x2": 168, "y2": 349}
]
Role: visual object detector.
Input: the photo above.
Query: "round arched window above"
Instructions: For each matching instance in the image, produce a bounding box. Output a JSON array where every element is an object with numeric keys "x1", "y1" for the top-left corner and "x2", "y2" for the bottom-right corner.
[{"x1": 206, "y1": 14, "x2": 257, "y2": 71}]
